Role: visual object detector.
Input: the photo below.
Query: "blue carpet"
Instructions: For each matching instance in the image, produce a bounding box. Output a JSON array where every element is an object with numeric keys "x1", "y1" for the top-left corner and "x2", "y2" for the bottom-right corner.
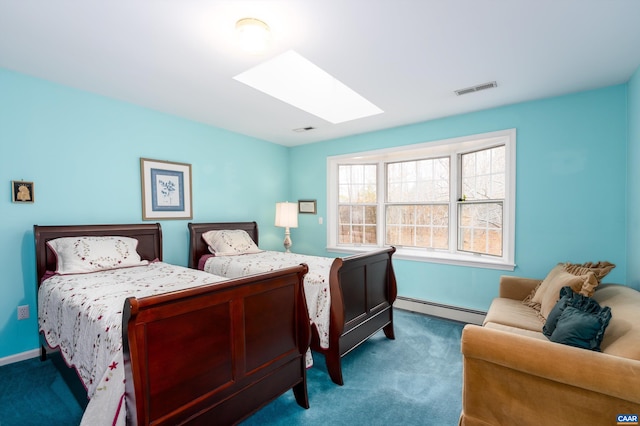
[
  {"x1": 0, "y1": 310, "x2": 463, "y2": 425},
  {"x1": 242, "y1": 309, "x2": 464, "y2": 425},
  {"x1": 0, "y1": 355, "x2": 84, "y2": 426}
]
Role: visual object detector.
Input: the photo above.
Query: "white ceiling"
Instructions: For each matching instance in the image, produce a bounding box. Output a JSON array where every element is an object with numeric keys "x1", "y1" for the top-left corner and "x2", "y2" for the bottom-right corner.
[{"x1": 1, "y1": 0, "x2": 640, "y2": 147}]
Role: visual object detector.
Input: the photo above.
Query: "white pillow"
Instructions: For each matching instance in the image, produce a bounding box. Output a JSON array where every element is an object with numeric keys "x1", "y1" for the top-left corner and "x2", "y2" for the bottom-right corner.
[
  {"x1": 202, "y1": 229, "x2": 262, "y2": 256},
  {"x1": 48, "y1": 236, "x2": 149, "y2": 275}
]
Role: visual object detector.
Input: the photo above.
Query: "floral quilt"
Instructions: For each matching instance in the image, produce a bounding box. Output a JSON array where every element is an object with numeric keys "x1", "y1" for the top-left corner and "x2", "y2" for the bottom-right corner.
[
  {"x1": 38, "y1": 262, "x2": 227, "y2": 426},
  {"x1": 203, "y1": 251, "x2": 333, "y2": 348}
]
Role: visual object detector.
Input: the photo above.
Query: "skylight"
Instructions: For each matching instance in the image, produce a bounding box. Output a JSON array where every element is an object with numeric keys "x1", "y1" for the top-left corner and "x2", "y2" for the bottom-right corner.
[{"x1": 233, "y1": 50, "x2": 383, "y2": 124}]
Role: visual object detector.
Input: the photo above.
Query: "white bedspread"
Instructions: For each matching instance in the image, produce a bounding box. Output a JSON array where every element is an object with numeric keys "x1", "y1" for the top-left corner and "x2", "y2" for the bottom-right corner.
[
  {"x1": 203, "y1": 251, "x2": 333, "y2": 348},
  {"x1": 38, "y1": 261, "x2": 227, "y2": 426}
]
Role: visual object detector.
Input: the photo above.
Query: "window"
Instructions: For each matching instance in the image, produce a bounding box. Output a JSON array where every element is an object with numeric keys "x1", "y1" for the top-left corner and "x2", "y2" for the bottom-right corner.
[
  {"x1": 338, "y1": 164, "x2": 378, "y2": 244},
  {"x1": 327, "y1": 129, "x2": 516, "y2": 270},
  {"x1": 385, "y1": 157, "x2": 450, "y2": 249},
  {"x1": 458, "y1": 146, "x2": 505, "y2": 257}
]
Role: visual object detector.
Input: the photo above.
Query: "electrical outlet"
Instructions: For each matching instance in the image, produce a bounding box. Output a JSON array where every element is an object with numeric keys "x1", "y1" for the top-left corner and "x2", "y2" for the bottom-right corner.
[{"x1": 17, "y1": 305, "x2": 30, "y2": 320}]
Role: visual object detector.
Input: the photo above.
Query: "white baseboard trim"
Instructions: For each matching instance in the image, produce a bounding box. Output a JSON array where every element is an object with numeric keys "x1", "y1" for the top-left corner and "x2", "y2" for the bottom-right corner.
[
  {"x1": 0, "y1": 349, "x2": 40, "y2": 367},
  {"x1": 395, "y1": 296, "x2": 486, "y2": 325}
]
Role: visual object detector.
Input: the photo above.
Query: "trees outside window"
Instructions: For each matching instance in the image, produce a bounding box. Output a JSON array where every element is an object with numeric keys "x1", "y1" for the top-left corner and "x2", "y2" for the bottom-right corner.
[{"x1": 328, "y1": 129, "x2": 515, "y2": 270}]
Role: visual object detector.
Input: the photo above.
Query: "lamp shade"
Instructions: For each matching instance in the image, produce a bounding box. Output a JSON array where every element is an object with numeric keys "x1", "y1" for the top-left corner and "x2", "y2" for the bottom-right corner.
[{"x1": 275, "y1": 202, "x2": 298, "y2": 228}]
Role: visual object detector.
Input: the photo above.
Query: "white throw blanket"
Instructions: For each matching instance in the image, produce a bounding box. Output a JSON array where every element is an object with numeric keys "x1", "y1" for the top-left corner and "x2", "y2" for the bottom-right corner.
[{"x1": 38, "y1": 262, "x2": 227, "y2": 426}]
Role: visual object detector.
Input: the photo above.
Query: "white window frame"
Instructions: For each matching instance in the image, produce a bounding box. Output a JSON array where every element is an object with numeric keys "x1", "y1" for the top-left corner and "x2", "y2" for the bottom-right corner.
[{"x1": 327, "y1": 129, "x2": 516, "y2": 271}]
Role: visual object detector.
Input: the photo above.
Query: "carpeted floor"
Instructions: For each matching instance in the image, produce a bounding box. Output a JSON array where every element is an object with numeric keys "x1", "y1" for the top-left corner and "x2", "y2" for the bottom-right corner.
[
  {"x1": 0, "y1": 309, "x2": 464, "y2": 426},
  {"x1": 0, "y1": 354, "x2": 84, "y2": 426},
  {"x1": 243, "y1": 309, "x2": 464, "y2": 425}
]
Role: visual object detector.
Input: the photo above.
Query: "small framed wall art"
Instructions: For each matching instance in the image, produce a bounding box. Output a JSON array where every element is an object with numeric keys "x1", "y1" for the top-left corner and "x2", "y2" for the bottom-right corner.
[
  {"x1": 140, "y1": 158, "x2": 193, "y2": 220},
  {"x1": 298, "y1": 199, "x2": 317, "y2": 214},
  {"x1": 12, "y1": 181, "x2": 34, "y2": 203}
]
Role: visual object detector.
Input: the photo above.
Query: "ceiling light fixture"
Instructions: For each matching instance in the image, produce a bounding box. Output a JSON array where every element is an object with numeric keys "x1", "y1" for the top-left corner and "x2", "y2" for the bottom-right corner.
[{"x1": 235, "y1": 17, "x2": 271, "y2": 54}]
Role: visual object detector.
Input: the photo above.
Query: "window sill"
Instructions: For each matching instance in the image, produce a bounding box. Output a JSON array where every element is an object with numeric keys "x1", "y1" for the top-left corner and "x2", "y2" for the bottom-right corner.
[{"x1": 326, "y1": 245, "x2": 516, "y2": 271}]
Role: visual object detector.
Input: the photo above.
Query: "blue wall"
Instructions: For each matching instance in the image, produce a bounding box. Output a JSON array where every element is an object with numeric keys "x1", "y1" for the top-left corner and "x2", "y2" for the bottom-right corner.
[
  {"x1": 290, "y1": 85, "x2": 629, "y2": 311},
  {"x1": 0, "y1": 69, "x2": 290, "y2": 359},
  {"x1": 627, "y1": 66, "x2": 640, "y2": 289},
  {"x1": 0, "y1": 66, "x2": 636, "y2": 361}
]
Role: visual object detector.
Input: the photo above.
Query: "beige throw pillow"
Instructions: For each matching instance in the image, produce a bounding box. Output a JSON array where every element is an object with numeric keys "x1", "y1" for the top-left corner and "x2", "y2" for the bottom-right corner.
[
  {"x1": 524, "y1": 265, "x2": 580, "y2": 307},
  {"x1": 539, "y1": 270, "x2": 598, "y2": 319},
  {"x1": 564, "y1": 261, "x2": 615, "y2": 284},
  {"x1": 527, "y1": 264, "x2": 561, "y2": 307},
  {"x1": 523, "y1": 260, "x2": 615, "y2": 320}
]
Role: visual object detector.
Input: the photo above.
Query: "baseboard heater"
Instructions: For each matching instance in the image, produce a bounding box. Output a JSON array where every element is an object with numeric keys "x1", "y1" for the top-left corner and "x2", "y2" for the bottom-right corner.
[{"x1": 394, "y1": 296, "x2": 486, "y2": 325}]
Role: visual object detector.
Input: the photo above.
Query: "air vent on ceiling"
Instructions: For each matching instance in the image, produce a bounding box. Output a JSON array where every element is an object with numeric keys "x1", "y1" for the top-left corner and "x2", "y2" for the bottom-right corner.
[
  {"x1": 454, "y1": 81, "x2": 497, "y2": 96},
  {"x1": 293, "y1": 126, "x2": 316, "y2": 133}
]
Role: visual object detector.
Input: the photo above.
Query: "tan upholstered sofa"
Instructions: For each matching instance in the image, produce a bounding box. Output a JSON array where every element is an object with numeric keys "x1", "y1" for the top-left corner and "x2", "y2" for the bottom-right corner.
[{"x1": 459, "y1": 275, "x2": 640, "y2": 426}]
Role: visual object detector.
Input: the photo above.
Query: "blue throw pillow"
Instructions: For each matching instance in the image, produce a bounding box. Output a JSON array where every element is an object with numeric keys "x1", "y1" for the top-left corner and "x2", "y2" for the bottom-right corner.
[
  {"x1": 549, "y1": 304, "x2": 611, "y2": 351},
  {"x1": 543, "y1": 286, "x2": 573, "y2": 337},
  {"x1": 542, "y1": 286, "x2": 607, "y2": 338}
]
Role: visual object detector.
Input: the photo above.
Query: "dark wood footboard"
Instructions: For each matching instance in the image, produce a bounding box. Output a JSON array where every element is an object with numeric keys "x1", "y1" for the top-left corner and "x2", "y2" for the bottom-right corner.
[
  {"x1": 123, "y1": 264, "x2": 311, "y2": 425},
  {"x1": 187, "y1": 222, "x2": 398, "y2": 386},
  {"x1": 316, "y1": 247, "x2": 397, "y2": 385}
]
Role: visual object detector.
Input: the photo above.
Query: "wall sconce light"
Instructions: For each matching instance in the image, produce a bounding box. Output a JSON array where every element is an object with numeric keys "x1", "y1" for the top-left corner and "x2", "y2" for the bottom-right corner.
[
  {"x1": 275, "y1": 202, "x2": 298, "y2": 252},
  {"x1": 235, "y1": 17, "x2": 271, "y2": 54}
]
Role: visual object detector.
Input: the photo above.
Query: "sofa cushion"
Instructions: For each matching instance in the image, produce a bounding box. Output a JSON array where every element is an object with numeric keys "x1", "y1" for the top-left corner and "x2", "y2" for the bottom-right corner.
[
  {"x1": 484, "y1": 322, "x2": 548, "y2": 340},
  {"x1": 483, "y1": 298, "x2": 543, "y2": 332},
  {"x1": 549, "y1": 305, "x2": 611, "y2": 351},
  {"x1": 592, "y1": 284, "x2": 640, "y2": 360}
]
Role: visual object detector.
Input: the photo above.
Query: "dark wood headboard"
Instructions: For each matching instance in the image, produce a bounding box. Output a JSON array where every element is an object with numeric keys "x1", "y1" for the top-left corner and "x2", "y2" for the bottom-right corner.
[
  {"x1": 187, "y1": 222, "x2": 258, "y2": 269},
  {"x1": 34, "y1": 223, "x2": 163, "y2": 284}
]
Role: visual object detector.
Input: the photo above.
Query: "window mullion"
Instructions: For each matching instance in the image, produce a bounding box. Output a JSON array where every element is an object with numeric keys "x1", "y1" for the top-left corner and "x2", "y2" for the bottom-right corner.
[
  {"x1": 379, "y1": 160, "x2": 386, "y2": 246},
  {"x1": 451, "y1": 152, "x2": 459, "y2": 255}
]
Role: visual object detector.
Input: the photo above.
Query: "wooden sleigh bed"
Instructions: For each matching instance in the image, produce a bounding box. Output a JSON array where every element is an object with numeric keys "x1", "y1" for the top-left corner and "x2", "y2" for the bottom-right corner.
[
  {"x1": 35, "y1": 223, "x2": 311, "y2": 425},
  {"x1": 188, "y1": 221, "x2": 398, "y2": 386}
]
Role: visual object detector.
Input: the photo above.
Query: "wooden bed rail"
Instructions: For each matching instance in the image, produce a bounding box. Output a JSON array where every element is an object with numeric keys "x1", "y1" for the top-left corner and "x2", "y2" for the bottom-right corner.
[{"x1": 122, "y1": 264, "x2": 311, "y2": 425}]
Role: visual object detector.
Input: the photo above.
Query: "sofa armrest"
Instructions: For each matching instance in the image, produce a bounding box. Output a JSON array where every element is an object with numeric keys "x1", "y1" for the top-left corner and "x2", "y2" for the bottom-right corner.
[
  {"x1": 460, "y1": 324, "x2": 640, "y2": 425},
  {"x1": 499, "y1": 275, "x2": 541, "y2": 300},
  {"x1": 461, "y1": 324, "x2": 640, "y2": 404}
]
